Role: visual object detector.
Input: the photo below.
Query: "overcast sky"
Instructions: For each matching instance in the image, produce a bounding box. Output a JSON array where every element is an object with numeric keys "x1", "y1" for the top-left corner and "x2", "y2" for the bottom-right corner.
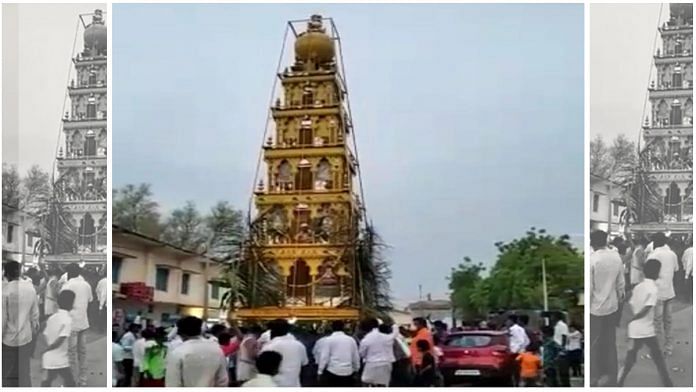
[
  {"x1": 113, "y1": 3, "x2": 584, "y2": 304},
  {"x1": 2, "y1": 3, "x2": 104, "y2": 175},
  {"x1": 590, "y1": 3, "x2": 668, "y2": 144}
]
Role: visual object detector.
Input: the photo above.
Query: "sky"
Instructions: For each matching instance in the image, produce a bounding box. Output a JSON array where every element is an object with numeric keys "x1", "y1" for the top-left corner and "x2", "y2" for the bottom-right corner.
[
  {"x1": 2, "y1": 3, "x2": 104, "y2": 175},
  {"x1": 590, "y1": 3, "x2": 669, "y2": 144},
  {"x1": 113, "y1": 3, "x2": 584, "y2": 304}
]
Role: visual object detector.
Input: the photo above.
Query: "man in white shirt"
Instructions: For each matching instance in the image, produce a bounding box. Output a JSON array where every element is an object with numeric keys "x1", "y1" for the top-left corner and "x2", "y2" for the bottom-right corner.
[
  {"x1": 119, "y1": 323, "x2": 141, "y2": 386},
  {"x1": 41, "y1": 290, "x2": 76, "y2": 387},
  {"x1": 553, "y1": 314, "x2": 569, "y2": 348},
  {"x1": 506, "y1": 314, "x2": 529, "y2": 387},
  {"x1": 683, "y1": 246, "x2": 693, "y2": 278},
  {"x1": 552, "y1": 313, "x2": 571, "y2": 387},
  {"x1": 617, "y1": 259, "x2": 673, "y2": 387},
  {"x1": 132, "y1": 329, "x2": 151, "y2": 385},
  {"x1": 630, "y1": 238, "x2": 649, "y2": 287},
  {"x1": 358, "y1": 319, "x2": 397, "y2": 386},
  {"x1": 648, "y1": 233, "x2": 679, "y2": 354},
  {"x1": 317, "y1": 320, "x2": 360, "y2": 387},
  {"x1": 242, "y1": 350, "x2": 282, "y2": 387},
  {"x1": 60, "y1": 263, "x2": 93, "y2": 386},
  {"x1": 165, "y1": 316, "x2": 228, "y2": 387},
  {"x1": 589, "y1": 230, "x2": 624, "y2": 386},
  {"x1": 260, "y1": 319, "x2": 308, "y2": 387},
  {"x1": 506, "y1": 315, "x2": 530, "y2": 354},
  {"x1": 683, "y1": 245, "x2": 693, "y2": 302},
  {"x1": 43, "y1": 268, "x2": 62, "y2": 320},
  {"x1": 2, "y1": 261, "x2": 40, "y2": 387}
]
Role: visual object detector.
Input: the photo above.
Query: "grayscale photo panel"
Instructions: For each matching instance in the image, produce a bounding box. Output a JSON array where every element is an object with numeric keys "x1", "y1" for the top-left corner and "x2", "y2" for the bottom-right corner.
[
  {"x1": 2, "y1": 4, "x2": 108, "y2": 387},
  {"x1": 589, "y1": 2, "x2": 693, "y2": 387}
]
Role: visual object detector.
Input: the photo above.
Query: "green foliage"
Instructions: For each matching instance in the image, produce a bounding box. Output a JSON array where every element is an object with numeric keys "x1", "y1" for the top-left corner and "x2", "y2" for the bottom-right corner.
[
  {"x1": 161, "y1": 201, "x2": 206, "y2": 251},
  {"x1": 448, "y1": 257, "x2": 485, "y2": 319},
  {"x1": 449, "y1": 228, "x2": 583, "y2": 321},
  {"x1": 2, "y1": 163, "x2": 20, "y2": 207},
  {"x1": 112, "y1": 184, "x2": 162, "y2": 237},
  {"x1": 205, "y1": 201, "x2": 245, "y2": 262},
  {"x1": 590, "y1": 134, "x2": 638, "y2": 181}
]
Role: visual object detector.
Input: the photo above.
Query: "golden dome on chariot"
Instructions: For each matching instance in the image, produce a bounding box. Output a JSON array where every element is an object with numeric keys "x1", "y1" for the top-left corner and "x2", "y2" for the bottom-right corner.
[{"x1": 294, "y1": 14, "x2": 335, "y2": 63}]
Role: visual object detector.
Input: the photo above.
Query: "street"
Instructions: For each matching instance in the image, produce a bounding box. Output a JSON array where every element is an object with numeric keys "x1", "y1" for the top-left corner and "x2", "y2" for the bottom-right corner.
[
  {"x1": 29, "y1": 329, "x2": 107, "y2": 387},
  {"x1": 615, "y1": 300, "x2": 693, "y2": 387}
]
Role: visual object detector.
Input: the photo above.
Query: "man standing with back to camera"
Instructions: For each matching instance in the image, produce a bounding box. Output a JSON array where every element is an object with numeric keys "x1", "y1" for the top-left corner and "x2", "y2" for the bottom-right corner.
[{"x1": 589, "y1": 230, "x2": 625, "y2": 387}]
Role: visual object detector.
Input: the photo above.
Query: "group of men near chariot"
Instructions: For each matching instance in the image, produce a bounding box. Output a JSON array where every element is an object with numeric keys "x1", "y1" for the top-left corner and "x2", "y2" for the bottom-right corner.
[
  {"x1": 590, "y1": 229, "x2": 693, "y2": 387},
  {"x1": 2, "y1": 261, "x2": 108, "y2": 387},
  {"x1": 112, "y1": 311, "x2": 582, "y2": 388}
]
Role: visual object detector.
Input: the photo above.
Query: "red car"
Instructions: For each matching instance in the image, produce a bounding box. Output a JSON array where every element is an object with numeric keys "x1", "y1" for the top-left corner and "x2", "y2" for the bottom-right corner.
[{"x1": 438, "y1": 330, "x2": 516, "y2": 386}]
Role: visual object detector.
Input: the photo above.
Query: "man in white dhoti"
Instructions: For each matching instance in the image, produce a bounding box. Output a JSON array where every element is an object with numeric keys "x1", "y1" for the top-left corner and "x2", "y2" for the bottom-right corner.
[{"x1": 359, "y1": 319, "x2": 397, "y2": 387}]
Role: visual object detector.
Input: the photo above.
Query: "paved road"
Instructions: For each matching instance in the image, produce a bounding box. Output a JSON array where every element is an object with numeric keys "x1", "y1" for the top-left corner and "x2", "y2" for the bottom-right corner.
[
  {"x1": 616, "y1": 301, "x2": 692, "y2": 387},
  {"x1": 29, "y1": 329, "x2": 107, "y2": 387}
]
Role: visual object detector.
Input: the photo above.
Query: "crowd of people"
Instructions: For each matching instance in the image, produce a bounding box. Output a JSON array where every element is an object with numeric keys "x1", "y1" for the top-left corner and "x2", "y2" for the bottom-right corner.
[
  {"x1": 2, "y1": 261, "x2": 108, "y2": 387},
  {"x1": 590, "y1": 230, "x2": 693, "y2": 387},
  {"x1": 112, "y1": 312, "x2": 582, "y2": 388}
]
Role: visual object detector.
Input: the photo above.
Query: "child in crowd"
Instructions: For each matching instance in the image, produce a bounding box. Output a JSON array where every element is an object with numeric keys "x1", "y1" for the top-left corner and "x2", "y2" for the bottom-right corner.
[
  {"x1": 517, "y1": 342, "x2": 542, "y2": 387},
  {"x1": 617, "y1": 259, "x2": 673, "y2": 387},
  {"x1": 541, "y1": 325, "x2": 562, "y2": 387},
  {"x1": 242, "y1": 351, "x2": 282, "y2": 387},
  {"x1": 41, "y1": 290, "x2": 76, "y2": 387},
  {"x1": 413, "y1": 339, "x2": 437, "y2": 387}
]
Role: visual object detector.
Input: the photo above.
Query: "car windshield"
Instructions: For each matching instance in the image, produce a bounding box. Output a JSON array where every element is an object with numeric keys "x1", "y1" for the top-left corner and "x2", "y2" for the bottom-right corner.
[{"x1": 446, "y1": 335, "x2": 493, "y2": 348}]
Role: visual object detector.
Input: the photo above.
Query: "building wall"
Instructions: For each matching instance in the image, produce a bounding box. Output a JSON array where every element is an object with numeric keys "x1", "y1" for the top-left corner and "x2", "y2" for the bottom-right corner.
[
  {"x1": 2, "y1": 207, "x2": 40, "y2": 265},
  {"x1": 589, "y1": 176, "x2": 625, "y2": 235},
  {"x1": 112, "y1": 231, "x2": 228, "y2": 326}
]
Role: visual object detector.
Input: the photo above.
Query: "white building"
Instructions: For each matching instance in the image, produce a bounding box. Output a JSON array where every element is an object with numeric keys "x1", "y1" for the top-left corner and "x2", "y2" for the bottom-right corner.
[
  {"x1": 112, "y1": 225, "x2": 229, "y2": 329},
  {"x1": 2, "y1": 203, "x2": 40, "y2": 266},
  {"x1": 590, "y1": 174, "x2": 626, "y2": 237}
]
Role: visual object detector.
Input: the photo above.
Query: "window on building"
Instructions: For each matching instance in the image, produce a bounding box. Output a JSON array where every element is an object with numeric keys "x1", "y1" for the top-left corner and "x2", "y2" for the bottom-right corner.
[
  {"x1": 295, "y1": 166, "x2": 313, "y2": 190},
  {"x1": 25, "y1": 233, "x2": 34, "y2": 249},
  {"x1": 299, "y1": 127, "x2": 313, "y2": 146},
  {"x1": 673, "y1": 71, "x2": 683, "y2": 89},
  {"x1": 6, "y1": 224, "x2": 14, "y2": 243},
  {"x1": 156, "y1": 267, "x2": 169, "y2": 292},
  {"x1": 89, "y1": 71, "x2": 97, "y2": 86},
  {"x1": 612, "y1": 202, "x2": 619, "y2": 217},
  {"x1": 211, "y1": 282, "x2": 220, "y2": 300},
  {"x1": 671, "y1": 101, "x2": 682, "y2": 125},
  {"x1": 112, "y1": 256, "x2": 122, "y2": 283},
  {"x1": 84, "y1": 135, "x2": 97, "y2": 156},
  {"x1": 674, "y1": 41, "x2": 683, "y2": 55},
  {"x1": 87, "y1": 96, "x2": 97, "y2": 118},
  {"x1": 592, "y1": 193, "x2": 600, "y2": 213},
  {"x1": 181, "y1": 273, "x2": 190, "y2": 295},
  {"x1": 302, "y1": 89, "x2": 314, "y2": 107}
]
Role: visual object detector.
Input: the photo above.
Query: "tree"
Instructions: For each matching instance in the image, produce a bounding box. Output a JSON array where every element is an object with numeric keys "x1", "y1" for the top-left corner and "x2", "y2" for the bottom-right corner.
[
  {"x1": 161, "y1": 201, "x2": 206, "y2": 251},
  {"x1": 456, "y1": 228, "x2": 583, "y2": 319},
  {"x1": 2, "y1": 163, "x2": 20, "y2": 207},
  {"x1": 590, "y1": 135, "x2": 610, "y2": 178},
  {"x1": 590, "y1": 134, "x2": 637, "y2": 180},
  {"x1": 112, "y1": 184, "x2": 162, "y2": 237},
  {"x1": 21, "y1": 165, "x2": 52, "y2": 216},
  {"x1": 448, "y1": 257, "x2": 485, "y2": 320},
  {"x1": 204, "y1": 201, "x2": 244, "y2": 261}
]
